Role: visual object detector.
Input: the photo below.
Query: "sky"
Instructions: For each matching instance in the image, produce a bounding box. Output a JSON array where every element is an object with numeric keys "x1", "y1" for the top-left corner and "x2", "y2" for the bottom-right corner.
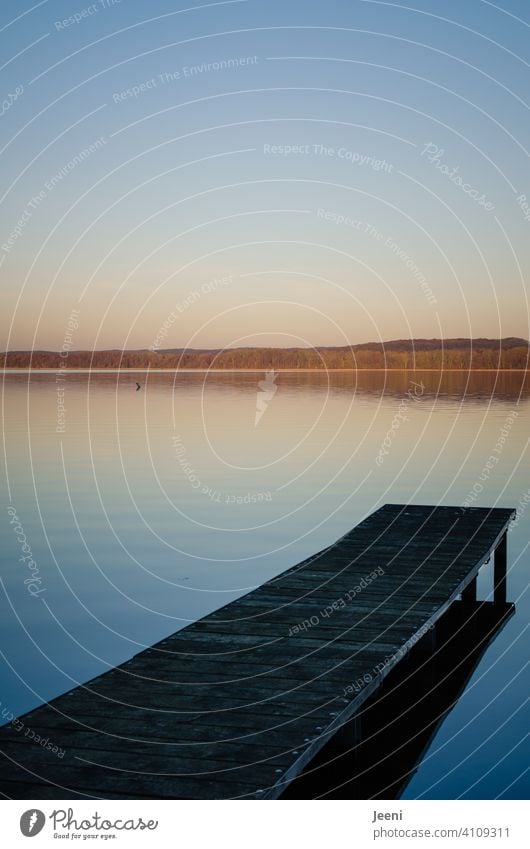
[{"x1": 0, "y1": 0, "x2": 529, "y2": 351}]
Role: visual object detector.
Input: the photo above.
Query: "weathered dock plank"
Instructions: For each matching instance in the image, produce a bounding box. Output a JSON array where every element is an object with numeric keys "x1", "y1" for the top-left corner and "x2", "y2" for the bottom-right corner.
[{"x1": 0, "y1": 504, "x2": 514, "y2": 800}]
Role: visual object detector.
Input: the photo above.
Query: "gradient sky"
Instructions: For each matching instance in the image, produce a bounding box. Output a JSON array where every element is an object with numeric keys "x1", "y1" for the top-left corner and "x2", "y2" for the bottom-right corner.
[{"x1": 1, "y1": 0, "x2": 529, "y2": 351}]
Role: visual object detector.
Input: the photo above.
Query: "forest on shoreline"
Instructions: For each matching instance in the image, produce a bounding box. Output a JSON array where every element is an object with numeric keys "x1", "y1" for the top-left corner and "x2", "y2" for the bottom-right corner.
[{"x1": 2, "y1": 338, "x2": 528, "y2": 370}]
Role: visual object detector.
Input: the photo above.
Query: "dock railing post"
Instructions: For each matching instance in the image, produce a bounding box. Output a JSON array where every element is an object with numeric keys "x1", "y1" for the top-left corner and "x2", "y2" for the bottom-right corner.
[{"x1": 493, "y1": 532, "x2": 507, "y2": 605}]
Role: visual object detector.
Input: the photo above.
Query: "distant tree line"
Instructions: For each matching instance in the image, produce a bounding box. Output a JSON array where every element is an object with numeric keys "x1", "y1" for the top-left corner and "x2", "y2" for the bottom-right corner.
[{"x1": 2, "y1": 338, "x2": 528, "y2": 370}]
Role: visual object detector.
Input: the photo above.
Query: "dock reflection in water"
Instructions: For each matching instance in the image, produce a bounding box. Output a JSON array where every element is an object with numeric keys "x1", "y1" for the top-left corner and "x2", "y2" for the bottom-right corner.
[{"x1": 282, "y1": 600, "x2": 515, "y2": 799}]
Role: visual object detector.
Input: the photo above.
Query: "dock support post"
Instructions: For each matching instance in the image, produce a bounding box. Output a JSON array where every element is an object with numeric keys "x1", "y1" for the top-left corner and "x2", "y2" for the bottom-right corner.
[
  {"x1": 416, "y1": 621, "x2": 437, "y2": 656},
  {"x1": 494, "y1": 533, "x2": 507, "y2": 604},
  {"x1": 461, "y1": 576, "x2": 477, "y2": 603},
  {"x1": 329, "y1": 712, "x2": 362, "y2": 760}
]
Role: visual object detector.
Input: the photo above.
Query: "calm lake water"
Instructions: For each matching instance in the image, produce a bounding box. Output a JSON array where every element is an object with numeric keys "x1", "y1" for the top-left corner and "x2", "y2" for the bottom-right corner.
[{"x1": 1, "y1": 370, "x2": 528, "y2": 799}]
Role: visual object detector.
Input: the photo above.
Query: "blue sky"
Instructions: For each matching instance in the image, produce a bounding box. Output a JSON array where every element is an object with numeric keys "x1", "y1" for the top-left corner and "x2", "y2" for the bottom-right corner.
[{"x1": 1, "y1": 0, "x2": 529, "y2": 350}]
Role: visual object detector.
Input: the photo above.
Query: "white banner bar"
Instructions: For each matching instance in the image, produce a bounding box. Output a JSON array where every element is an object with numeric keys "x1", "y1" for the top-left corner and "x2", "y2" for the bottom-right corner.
[{"x1": 2, "y1": 799, "x2": 526, "y2": 848}]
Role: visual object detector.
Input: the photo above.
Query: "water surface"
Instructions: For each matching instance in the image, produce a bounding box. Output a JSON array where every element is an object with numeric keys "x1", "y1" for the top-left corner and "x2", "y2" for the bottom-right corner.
[{"x1": 1, "y1": 370, "x2": 528, "y2": 798}]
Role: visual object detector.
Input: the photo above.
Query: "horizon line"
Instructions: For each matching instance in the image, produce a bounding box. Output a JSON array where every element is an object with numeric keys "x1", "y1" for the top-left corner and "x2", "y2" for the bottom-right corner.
[{"x1": 2, "y1": 335, "x2": 529, "y2": 355}]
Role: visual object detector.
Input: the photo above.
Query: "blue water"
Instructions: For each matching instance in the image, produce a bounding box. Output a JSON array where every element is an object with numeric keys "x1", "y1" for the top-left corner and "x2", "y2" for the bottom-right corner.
[{"x1": 1, "y1": 370, "x2": 528, "y2": 798}]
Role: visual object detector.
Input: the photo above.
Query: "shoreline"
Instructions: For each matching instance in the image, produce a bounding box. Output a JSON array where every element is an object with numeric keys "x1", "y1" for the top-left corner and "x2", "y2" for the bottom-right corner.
[{"x1": 2, "y1": 368, "x2": 529, "y2": 374}]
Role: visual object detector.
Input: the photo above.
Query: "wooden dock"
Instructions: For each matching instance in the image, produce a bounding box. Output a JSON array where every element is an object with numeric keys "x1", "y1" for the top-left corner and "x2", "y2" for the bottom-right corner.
[{"x1": 0, "y1": 504, "x2": 515, "y2": 800}]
